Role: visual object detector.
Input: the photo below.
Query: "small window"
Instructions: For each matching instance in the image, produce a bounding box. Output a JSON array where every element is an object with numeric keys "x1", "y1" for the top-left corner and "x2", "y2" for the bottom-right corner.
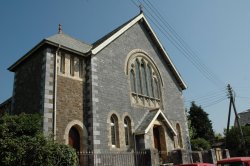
[
  {"x1": 124, "y1": 117, "x2": 132, "y2": 146},
  {"x1": 70, "y1": 55, "x2": 74, "y2": 76},
  {"x1": 110, "y1": 114, "x2": 119, "y2": 147},
  {"x1": 79, "y1": 59, "x2": 83, "y2": 78},
  {"x1": 60, "y1": 53, "x2": 65, "y2": 74}
]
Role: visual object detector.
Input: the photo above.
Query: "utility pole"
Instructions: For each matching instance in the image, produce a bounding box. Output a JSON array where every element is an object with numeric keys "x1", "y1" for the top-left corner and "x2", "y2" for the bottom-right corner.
[{"x1": 226, "y1": 84, "x2": 247, "y2": 156}]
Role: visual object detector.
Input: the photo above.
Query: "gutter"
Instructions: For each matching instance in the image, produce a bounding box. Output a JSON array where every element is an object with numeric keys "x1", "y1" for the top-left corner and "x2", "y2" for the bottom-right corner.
[{"x1": 53, "y1": 45, "x2": 60, "y2": 140}]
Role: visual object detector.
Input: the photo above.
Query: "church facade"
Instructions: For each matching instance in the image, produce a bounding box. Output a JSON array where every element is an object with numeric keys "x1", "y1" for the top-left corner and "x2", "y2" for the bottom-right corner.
[{"x1": 3, "y1": 13, "x2": 189, "y2": 159}]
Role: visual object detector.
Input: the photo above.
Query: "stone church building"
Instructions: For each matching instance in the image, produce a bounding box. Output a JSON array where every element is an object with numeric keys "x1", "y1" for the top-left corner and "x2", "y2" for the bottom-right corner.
[{"x1": 1, "y1": 13, "x2": 190, "y2": 163}]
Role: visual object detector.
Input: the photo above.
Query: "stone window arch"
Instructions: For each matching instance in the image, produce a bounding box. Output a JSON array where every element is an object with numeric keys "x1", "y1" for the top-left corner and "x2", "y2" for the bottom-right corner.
[
  {"x1": 124, "y1": 116, "x2": 132, "y2": 146},
  {"x1": 176, "y1": 123, "x2": 183, "y2": 148},
  {"x1": 125, "y1": 49, "x2": 163, "y2": 108},
  {"x1": 110, "y1": 114, "x2": 120, "y2": 148},
  {"x1": 64, "y1": 120, "x2": 88, "y2": 152},
  {"x1": 130, "y1": 69, "x2": 136, "y2": 93}
]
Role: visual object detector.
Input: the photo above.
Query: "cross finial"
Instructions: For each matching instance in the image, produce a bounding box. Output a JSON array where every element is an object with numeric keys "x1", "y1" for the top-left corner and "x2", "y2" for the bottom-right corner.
[
  {"x1": 58, "y1": 24, "x2": 62, "y2": 34},
  {"x1": 139, "y1": 4, "x2": 143, "y2": 13}
]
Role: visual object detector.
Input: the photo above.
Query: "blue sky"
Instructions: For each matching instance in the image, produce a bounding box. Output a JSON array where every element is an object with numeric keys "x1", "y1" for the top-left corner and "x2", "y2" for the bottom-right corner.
[{"x1": 1, "y1": 0, "x2": 250, "y2": 134}]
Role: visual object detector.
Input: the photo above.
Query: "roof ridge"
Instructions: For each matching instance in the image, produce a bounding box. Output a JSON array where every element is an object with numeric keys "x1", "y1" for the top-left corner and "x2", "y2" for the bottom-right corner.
[
  {"x1": 46, "y1": 32, "x2": 92, "y2": 46},
  {"x1": 92, "y1": 13, "x2": 142, "y2": 48}
]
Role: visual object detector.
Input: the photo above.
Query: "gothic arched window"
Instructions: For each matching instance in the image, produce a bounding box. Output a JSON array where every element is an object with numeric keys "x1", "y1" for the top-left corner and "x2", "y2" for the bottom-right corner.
[
  {"x1": 124, "y1": 117, "x2": 132, "y2": 146},
  {"x1": 135, "y1": 59, "x2": 142, "y2": 94},
  {"x1": 130, "y1": 70, "x2": 136, "y2": 93},
  {"x1": 146, "y1": 64, "x2": 153, "y2": 97},
  {"x1": 110, "y1": 114, "x2": 119, "y2": 147},
  {"x1": 126, "y1": 51, "x2": 162, "y2": 108},
  {"x1": 141, "y1": 62, "x2": 148, "y2": 96},
  {"x1": 153, "y1": 78, "x2": 160, "y2": 99}
]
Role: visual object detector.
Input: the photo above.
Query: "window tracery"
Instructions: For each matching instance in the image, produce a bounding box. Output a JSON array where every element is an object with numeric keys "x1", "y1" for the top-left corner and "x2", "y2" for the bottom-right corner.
[{"x1": 126, "y1": 51, "x2": 162, "y2": 108}]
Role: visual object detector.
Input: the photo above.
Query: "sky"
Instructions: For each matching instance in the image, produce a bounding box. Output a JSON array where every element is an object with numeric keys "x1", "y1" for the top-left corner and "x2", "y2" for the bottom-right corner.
[{"x1": 1, "y1": 0, "x2": 250, "y2": 134}]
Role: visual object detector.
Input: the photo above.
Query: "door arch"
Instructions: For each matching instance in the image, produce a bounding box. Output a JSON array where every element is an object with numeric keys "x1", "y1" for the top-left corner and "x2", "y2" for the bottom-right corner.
[
  {"x1": 64, "y1": 120, "x2": 88, "y2": 152},
  {"x1": 68, "y1": 126, "x2": 80, "y2": 152}
]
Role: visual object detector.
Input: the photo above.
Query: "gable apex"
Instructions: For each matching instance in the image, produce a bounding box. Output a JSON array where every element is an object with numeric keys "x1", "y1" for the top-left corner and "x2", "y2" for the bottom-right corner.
[{"x1": 91, "y1": 13, "x2": 187, "y2": 90}]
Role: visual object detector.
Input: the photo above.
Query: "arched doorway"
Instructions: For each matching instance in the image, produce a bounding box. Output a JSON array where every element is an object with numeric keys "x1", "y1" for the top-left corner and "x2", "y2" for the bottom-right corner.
[{"x1": 68, "y1": 126, "x2": 80, "y2": 152}]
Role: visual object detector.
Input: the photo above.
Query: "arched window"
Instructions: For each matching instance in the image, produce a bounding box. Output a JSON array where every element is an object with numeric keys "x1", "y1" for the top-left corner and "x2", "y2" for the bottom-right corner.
[
  {"x1": 124, "y1": 117, "x2": 132, "y2": 146},
  {"x1": 135, "y1": 59, "x2": 142, "y2": 94},
  {"x1": 110, "y1": 114, "x2": 119, "y2": 147},
  {"x1": 141, "y1": 62, "x2": 148, "y2": 96},
  {"x1": 176, "y1": 123, "x2": 183, "y2": 148},
  {"x1": 153, "y1": 78, "x2": 160, "y2": 99},
  {"x1": 130, "y1": 70, "x2": 136, "y2": 93},
  {"x1": 146, "y1": 64, "x2": 153, "y2": 97},
  {"x1": 126, "y1": 51, "x2": 162, "y2": 108}
]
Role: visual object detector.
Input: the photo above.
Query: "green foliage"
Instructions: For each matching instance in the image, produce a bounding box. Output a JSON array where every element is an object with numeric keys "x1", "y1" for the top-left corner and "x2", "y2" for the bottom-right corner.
[
  {"x1": 0, "y1": 113, "x2": 78, "y2": 166},
  {"x1": 188, "y1": 102, "x2": 215, "y2": 142},
  {"x1": 225, "y1": 126, "x2": 250, "y2": 156},
  {"x1": 191, "y1": 138, "x2": 211, "y2": 151},
  {"x1": 188, "y1": 119, "x2": 196, "y2": 139}
]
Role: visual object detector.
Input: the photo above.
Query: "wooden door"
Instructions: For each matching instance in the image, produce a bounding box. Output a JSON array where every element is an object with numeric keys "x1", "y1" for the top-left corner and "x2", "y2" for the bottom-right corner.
[{"x1": 68, "y1": 127, "x2": 80, "y2": 152}]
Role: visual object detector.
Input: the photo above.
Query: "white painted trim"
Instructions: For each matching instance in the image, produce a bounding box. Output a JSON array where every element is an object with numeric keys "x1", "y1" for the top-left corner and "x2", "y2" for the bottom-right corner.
[
  {"x1": 142, "y1": 16, "x2": 187, "y2": 89},
  {"x1": 91, "y1": 14, "x2": 144, "y2": 55},
  {"x1": 144, "y1": 109, "x2": 177, "y2": 136},
  {"x1": 91, "y1": 13, "x2": 187, "y2": 89}
]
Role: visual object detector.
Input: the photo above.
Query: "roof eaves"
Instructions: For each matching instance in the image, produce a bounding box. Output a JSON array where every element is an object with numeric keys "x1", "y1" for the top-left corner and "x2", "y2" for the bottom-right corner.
[
  {"x1": 141, "y1": 15, "x2": 187, "y2": 90},
  {"x1": 91, "y1": 13, "x2": 144, "y2": 55},
  {"x1": 135, "y1": 109, "x2": 177, "y2": 136},
  {"x1": 44, "y1": 39, "x2": 91, "y2": 56},
  {"x1": 91, "y1": 12, "x2": 187, "y2": 90},
  {"x1": 0, "y1": 97, "x2": 12, "y2": 108},
  {"x1": 8, "y1": 40, "x2": 46, "y2": 71},
  {"x1": 8, "y1": 38, "x2": 92, "y2": 72}
]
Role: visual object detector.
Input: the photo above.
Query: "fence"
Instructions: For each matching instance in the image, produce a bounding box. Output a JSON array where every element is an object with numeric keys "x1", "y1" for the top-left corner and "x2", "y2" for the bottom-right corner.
[{"x1": 77, "y1": 151, "x2": 150, "y2": 166}]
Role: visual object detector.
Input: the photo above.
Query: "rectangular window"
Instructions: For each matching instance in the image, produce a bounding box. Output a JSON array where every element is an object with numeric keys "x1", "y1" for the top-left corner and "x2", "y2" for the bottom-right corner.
[
  {"x1": 70, "y1": 55, "x2": 74, "y2": 76},
  {"x1": 79, "y1": 59, "x2": 83, "y2": 78},
  {"x1": 60, "y1": 53, "x2": 65, "y2": 74}
]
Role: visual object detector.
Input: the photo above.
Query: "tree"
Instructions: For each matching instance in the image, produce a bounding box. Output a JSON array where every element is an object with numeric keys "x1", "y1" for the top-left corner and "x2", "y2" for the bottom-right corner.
[
  {"x1": 0, "y1": 113, "x2": 78, "y2": 166},
  {"x1": 191, "y1": 138, "x2": 211, "y2": 151},
  {"x1": 225, "y1": 126, "x2": 250, "y2": 156},
  {"x1": 188, "y1": 102, "x2": 215, "y2": 148}
]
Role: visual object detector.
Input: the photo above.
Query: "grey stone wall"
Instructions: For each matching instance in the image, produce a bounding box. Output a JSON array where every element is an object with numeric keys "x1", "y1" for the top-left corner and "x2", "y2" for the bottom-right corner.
[
  {"x1": 42, "y1": 48, "x2": 55, "y2": 136},
  {"x1": 92, "y1": 21, "x2": 188, "y2": 152},
  {"x1": 12, "y1": 48, "x2": 45, "y2": 115},
  {"x1": 55, "y1": 50, "x2": 87, "y2": 144},
  {"x1": 56, "y1": 74, "x2": 84, "y2": 143}
]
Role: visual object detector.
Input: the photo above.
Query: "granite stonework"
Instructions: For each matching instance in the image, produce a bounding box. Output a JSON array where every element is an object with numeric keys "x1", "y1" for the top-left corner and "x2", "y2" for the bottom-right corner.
[
  {"x1": 91, "y1": 21, "x2": 189, "y2": 152},
  {"x1": 2, "y1": 13, "x2": 196, "y2": 166},
  {"x1": 11, "y1": 48, "x2": 45, "y2": 115}
]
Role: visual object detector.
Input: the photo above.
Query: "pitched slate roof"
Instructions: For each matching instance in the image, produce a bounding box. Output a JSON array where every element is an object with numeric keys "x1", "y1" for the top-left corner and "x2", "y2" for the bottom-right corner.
[
  {"x1": 8, "y1": 33, "x2": 92, "y2": 71},
  {"x1": 46, "y1": 33, "x2": 92, "y2": 53},
  {"x1": 238, "y1": 109, "x2": 250, "y2": 126},
  {"x1": 8, "y1": 13, "x2": 187, "y2": 90},
  {"x1": 91, "y1": 13, "x2": 187, "y2": 90},
  {"x1": 135, "y1": 109, "x2": 177, "y2": 136}
]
